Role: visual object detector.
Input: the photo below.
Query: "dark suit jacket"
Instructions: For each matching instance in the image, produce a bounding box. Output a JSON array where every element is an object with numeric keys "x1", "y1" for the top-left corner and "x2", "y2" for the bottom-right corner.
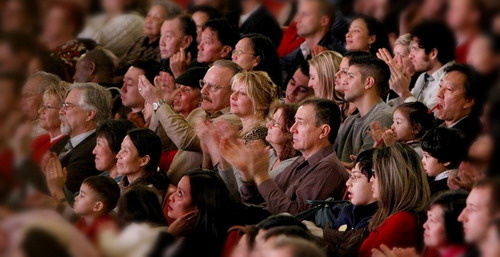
[
  {"x1": 50, "y1": 133, "x2": 100, "y2": 196},
  {"x1": 228, "y1": 5, "x2": 283, "y2": 48}
]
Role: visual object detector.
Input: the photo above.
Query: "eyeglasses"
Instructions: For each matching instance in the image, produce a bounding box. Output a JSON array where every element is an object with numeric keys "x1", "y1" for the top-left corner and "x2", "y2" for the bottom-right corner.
[
  {"x1": 61, "y1": 102, "x2": 81, "y2": 109},
  {"x1": 231, "y1": 49, "x2": 256, "y2": 56},
  {"x1": 199, "y1": 80, "x2": 231, "y2": 92},
  {"x1": 39, "y1": 104, "x2": 61, "y2": 111}
]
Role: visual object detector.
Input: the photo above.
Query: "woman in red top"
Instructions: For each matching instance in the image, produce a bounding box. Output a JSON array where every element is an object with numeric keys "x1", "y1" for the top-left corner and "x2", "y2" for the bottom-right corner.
[{"x1": 358, "y1": 143, "x2": 431, "y2": 257}]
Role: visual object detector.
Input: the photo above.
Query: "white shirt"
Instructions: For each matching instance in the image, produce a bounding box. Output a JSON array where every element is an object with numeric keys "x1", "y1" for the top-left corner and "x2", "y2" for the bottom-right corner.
[
  {"x1": 435, "y1": 169, "x2": 456, "y2": 181},
  {"x1": 405, "y1": 61, "x2": 454, "y2": 109},
  {"x1": 69, "y1": 129, "x2": 95, "y2": 148}
]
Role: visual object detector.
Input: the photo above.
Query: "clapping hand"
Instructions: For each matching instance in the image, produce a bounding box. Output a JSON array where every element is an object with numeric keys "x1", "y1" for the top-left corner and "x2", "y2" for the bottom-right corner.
[
  {"x1": 170, "y1": 48, "x2": 192, "y2": 78},
  {"x1": 376, "y1": 48, "x2": 411, "y2": 100}
]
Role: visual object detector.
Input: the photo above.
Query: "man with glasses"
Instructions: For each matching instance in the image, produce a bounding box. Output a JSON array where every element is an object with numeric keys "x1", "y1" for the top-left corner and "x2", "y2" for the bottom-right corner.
[{"x1": 138, "y1": 60, "x2": 242, "y2": 185}]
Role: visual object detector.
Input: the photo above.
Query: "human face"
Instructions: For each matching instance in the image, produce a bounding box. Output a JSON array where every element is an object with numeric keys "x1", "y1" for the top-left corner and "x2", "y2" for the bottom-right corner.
[
  {"x1": 369, "y1": 173, "x2": 379, "y2": 200},
  {"x1": 391, "y1": 109, "x2": 414, "y2": 142},
  {"x1": 266, "y1": 108, "x2": 286, "y2": 145},
  {"x1": 409, "y1": 40, "x2": 433, "y2": 73},
  {"x1": 446, "y1": 0, "x2": 471, "y2": 31},
  {"x1": 335, "y1": 57, "x2": 350, "y2": 93},
  {"x1": 42, "y1": 6, "x2": 71, "y2": 41},
  {"x1": 421, "y1": 150, "x2": 447, "y2": 177},
  {"x1": 231, "y1": 38, "x2": 259, "y2": 71},
  {"x1": 307, "y1": 65, "x2": 321, "y2": 97},
  {"x1": 92, "y1": 136, "x2": 116, "y2": 172},
  {"x1": 73, "y1": 183, "x2": 100, "y2": 215},
  {"x1": 121, "y1": 66, "x2": 145, "y2": 110},
  {"x1": 167, "y1": 176, "x2": 196, "y2": 219},
  {"x1": 20, "y1": 77, "x2": 43, "y2": 121},
  {"x1": 435, "y1": 71, "x2": 473, "y2": 124},
  {"x1": 144, "y1": 5, "x2": 168, "y2": 39},
  {"x1": 393, "y1": 44, "x2": 415, "y2": 76},
  {"x1": 296, "y1": 0, "x2": 322, "y2": 37},
  {"x1": 230, "y1": 81, "x2": 255, "y2": 118},
  {"x1": 343, "y1": 65, "x2": 366, "y2": 103},
  {"x1": 197, "y1": 28, "x2": 228, "y2": 64},
  {"x1": 59, "y1": 89, "x2": 92, "y2": 137},
  {"x1": 423, "y1": 205, "x2": 447, "y2": 247},
  {"x1": 345, "y1": 18, "x2": 373, "y2": 53},
  {"x1": 458, "y1": 187, "x2": 492, "y2": 243},
  {"x1": 38, "y1": 94, "x2": 62, "y2": 133},
  {"x1": 289, "y1": 105, "x2": 324, "y2": 159},
  {"x1": 285, "y1": 68, "x2": 312, "y2": 103},
  {"x1": 479, "y1": 225, "x2": 500, "y2": 257},
  {"x1": 200, "y1": 66, "x2": 233, "y2": 113},
  {"x1": 192, "y1": 11, "x2": 209, "y2": 43},
  {"x1": 160, "y1": 18, "x2": 187, "y2": 59},
  {"x1": 116, "y1": 136, "x2": 146, "y2": 176},
  {"x1": 173, "y1": 85, "x2": 201, "y2": 116},
  {"x1": 346, "y1": 163, "x2": 375, "y2": 206},
  {"x1": 73, "y1": 58, "x2": 91, "y2": 83}
]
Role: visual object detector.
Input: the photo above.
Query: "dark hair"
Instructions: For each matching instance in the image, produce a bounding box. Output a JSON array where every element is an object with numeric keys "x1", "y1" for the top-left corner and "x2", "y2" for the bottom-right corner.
[
  {"x1": 271, "y1": 103, "x2": 299, "y2": 161},
  {"x1": 131, "y1": 61, "x2": 161, "y2": 84},
  {"x1": 348, "y1": 55, "x2": 390, "y2": 97},
  {"x1": 429, "y1": 190, "x2": 468, "y2": 245},
  {"x1": 31, "y1": 50, "x2": 71, "y2": 81},
  {"x1": 202, "y1": 18, "x2": 239, "y2": 49},
  {"x1": 444, "y1": 63, "x2": 479, "y2": 101},
  {"x1": 410, "y1": 21, "x2": 456, "y2": 65},
  {"x1": 353, "y1": 15, "x2": 391, "y2": 55},
  {"x1": 191, "y1": 5, "x2": 223, "y2": 20},
  {"x1": 301, "y1": 98, "x2": 341, "y2": 144},
  {"x1": 355, "y1": 149, "x2": 374, "y2": 180},
  {"x1": 421, "y1": 127, "x2": 468, "y2": 169},
  {"x1": 344, "y1": 51, "x2": 371, "y2": 59},
  {"x1": 81, "y1": 48, "x2": 115, "y2": 78},
  {"x1": 117, "y1": 185, "x2": 167, "y2": 227},
  {"x1": 241, "y1": 33, "x2": 282, "y2": 87},
  {"x1": 127, "y1": 128, "x2": 162, "y2": 173},
  {"x1": 82, "y1": 176, "x2": 120, "y2": 213},
  {"x1": 184, "y1": 170, "x2": 234, "y2": 243},
  {"x1": 21, "y1": 227, "x2": 71, "y2": 257},
  {"x1": 96, "y1": 119, "x2": 136, "y2": 154},
  {"x1": 473, "y1": 177, "x2": 500, "y2": 215},
  {"x1": 175, "y1": 14, "x2": 198, "y2": 57},
  {"x1": 257, "y1": 214, "x2": 307, "y2": 231},
  {"x1": 395, "y1": 102, "x2": 435, "y2": 139},
  {"x1": 298, "y1": 60, "x2": 310, "y2": 78}
]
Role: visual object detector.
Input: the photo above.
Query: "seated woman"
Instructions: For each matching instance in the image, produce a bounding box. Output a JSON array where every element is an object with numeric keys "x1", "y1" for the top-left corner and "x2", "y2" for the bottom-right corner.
[
  {"x1": 284, "y1": 61, "x2": 314, "y2": 104},
  {"x1": 358, "y1": 143, "x2": 431, "y2": 257},
  {"x1": 149, "y1": 170, "x2": 236, "y2": 257},
  {"x1": 231, "y1": 33, "x2": 282, "y2": 88},
  {"x1": 345, "y1": 15, "x2": 391, "y2": 56},
  {"x1": 118, "y1": 1, "x2": 182, "y2": 73},
  {"x1": 116, "y1": 128, "x2": 168, "y2": 196},
  {"x1": 93, "y1": 119, "x2": 136, "y2": 182}
]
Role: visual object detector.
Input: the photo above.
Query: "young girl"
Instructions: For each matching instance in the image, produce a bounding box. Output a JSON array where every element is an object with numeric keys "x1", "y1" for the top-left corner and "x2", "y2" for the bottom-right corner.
[{"x1": 370, "y1": 101, "x2": 434, "y2": 156}]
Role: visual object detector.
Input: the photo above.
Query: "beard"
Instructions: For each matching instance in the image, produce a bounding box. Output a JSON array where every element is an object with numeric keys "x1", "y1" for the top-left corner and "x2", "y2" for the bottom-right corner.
[{"x1": 60, "y1": 116, "x2": 72, "y2": 135}]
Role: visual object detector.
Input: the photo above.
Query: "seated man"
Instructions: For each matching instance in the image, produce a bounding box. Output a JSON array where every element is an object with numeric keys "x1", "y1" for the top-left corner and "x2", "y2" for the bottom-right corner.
[
  {"x1": 197, "y1": 18, "x2": 239, "y2": 67},
  {"x1": 224, "y1": 98, "x2": 349, "y2": 215},
  {"x1": 73, "y1": 48, "x2": 116, "y2": 86},
  {"x1": 335, "y1": 55, "x2": 393, "y2": 165}
]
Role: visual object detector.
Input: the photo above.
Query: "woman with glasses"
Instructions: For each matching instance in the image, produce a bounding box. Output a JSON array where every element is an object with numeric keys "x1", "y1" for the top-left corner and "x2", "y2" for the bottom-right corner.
[
  {"x1": 358, "y1": 143, "x2": 431, "y2": 257},
  {"x1": 231, "y1": 33, "x2": 283, "y2": 89}
]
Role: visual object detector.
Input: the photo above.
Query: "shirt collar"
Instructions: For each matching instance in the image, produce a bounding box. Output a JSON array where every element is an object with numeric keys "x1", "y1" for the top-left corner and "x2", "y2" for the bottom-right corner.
[
  {"x1": 301, "y1": 145, "x2": 335, "y2": 166},
  {"x1": 70, "y1": 129, "x2": 95, "y2": 148},
  {"x1": 435, "y1": 169, "x2": 455, "y2": 181},
  {"x1": 427, "y1": 61, "x2": 455, "y2": 81},
  {"x1": 447, "y1": 115, "x2": 469, "y2": 128}
]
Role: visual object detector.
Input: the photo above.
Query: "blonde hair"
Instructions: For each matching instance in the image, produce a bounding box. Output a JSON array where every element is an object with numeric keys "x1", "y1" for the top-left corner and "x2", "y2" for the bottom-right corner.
[
  {"x1": 394, "y1": 33, "x2": 412, "y2": 52},
  {"x1": 308, "y1": 51, "x2": 343, "y2": 103},
  {"x1": 369, "y1": 143, "x2": 431, "y2": 231},
  {"x1": 231, "y1": 71, "x2": 278, "y2": 119},
  {"x1": 43, "y1": 81, "x2": 71, "y2": 105}
]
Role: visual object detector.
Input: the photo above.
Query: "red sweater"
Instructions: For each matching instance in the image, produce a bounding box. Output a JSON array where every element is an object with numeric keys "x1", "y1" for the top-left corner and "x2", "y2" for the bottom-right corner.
[
  {"x1": 75, "y1": 214, "x2": 116, "y2": 244},
  {"x1": 358, "y1": 211, "x2": 419, "y2": 257},
  {"x1": 31, "y1": 134, "x2": 65, "y2": 164}
]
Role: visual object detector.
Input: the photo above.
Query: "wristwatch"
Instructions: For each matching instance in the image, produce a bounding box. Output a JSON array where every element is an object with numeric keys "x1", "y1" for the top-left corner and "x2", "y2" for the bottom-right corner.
[{"x1": 152, "y1": 99, "x2": 166, "y2": 112}]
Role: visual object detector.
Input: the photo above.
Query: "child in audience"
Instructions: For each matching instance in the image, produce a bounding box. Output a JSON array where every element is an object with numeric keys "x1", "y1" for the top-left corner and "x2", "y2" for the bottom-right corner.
[
  {"x1": 73, "y1": 176, "x2": 120, "y2": 244},
  {"x1": 370, "y1": 101, "x2": 434, "y2": 157},
  {"x1": 421, "y1": 127, "x2": 468, "y2": 195}
]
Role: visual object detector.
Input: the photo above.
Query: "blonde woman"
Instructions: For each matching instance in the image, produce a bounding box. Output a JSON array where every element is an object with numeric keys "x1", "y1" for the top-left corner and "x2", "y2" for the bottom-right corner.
[{"x1": 358, "y1": 143, "x2": 431, "y2": 257}]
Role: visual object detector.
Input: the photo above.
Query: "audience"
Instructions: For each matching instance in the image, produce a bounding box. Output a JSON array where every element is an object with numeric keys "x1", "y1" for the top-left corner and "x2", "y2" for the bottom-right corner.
[
  {"x1": 345, "y1": 15, "x2": 391, "y2": 56},
  {"x1": 284, "y1": 61, "x2": 314, "y2": 104},
  {"x1": 197, "y1": 18, "x2": 239, "y2": 66},
  {"x1": 307, "y1": 50, "x2": 343, "y2": 104},
  {"x1": 191, "y1": 5, "x2": 223, "y2": 43},
  {"x1": 72, "y1": 48, "x2": 117, "y2": 85}
]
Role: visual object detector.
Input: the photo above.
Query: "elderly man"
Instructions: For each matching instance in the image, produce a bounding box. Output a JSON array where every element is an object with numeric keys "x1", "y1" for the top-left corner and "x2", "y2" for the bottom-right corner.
[
  {"x1": 434, "y1": 63, "x2": 480, "y2": 145},
  {"x1": 49, "y1": 83, "x2": 112, "y2": 203},
  {"x1": 139, "y1": 60, "x2": 242, "y2": 184},
  {"x1": 20, "y1": 72, "x2": 61, "y2": 137},
  {"x1": 223, "y1": 98, "x2": 349, "y2": 215},
  {"x1": 72, "y1": 48, "x2": 116, "y2": 86}
]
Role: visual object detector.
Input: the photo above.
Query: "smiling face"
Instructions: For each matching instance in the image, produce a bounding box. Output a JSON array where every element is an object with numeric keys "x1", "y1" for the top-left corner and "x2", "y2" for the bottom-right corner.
[
  {"x1": 116, "y1": 136, "x2": 146, "y2": 177},
  {"x1": 435, "y1": 71, "x2": 473, "y2": 125},
  {"x1": 458, "y1": 187, "x2": 492, "y2": 243},
  {"x1": 144, "y1": 5, "x2": 168, "y2": 38},
  {"x1": 230, "y1": 81, "x2": 255, "y2": 118},
  {"x1": 38, "y1": 94, "x2": 62, "y2": 133},
  {"x1": 345, "y1": 18, "x2": 373, "y2": 53},
  {"x1": 167, "y1": 176, "x2": 196, "y2": 219},
  {"x1": 423, "y1": 205, "x2": 447, "y2": 247},
  {"x1": 346, "y1": 163, "x2": 375, "y2": 206},
  {"x1": 391, "y1": 109, "x2": 415, "y2": 142},
  {"x1": 92, "y1": 135, "x2": 116, "y2": 172},
  {"x1": 285, "y1": 68, "x2": 312, "y2": 103}
]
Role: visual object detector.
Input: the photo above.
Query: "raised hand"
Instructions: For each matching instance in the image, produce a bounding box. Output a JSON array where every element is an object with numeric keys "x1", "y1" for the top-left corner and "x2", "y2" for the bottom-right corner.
[
  {"x1": 43, "y1": 152, "x2": 67, "y2": 201},
  {"x1": 138, "y1": 75, "x2": 163, "y2": 104},
  {"x1": 167, "y1": 210, "x2": 199, "y2": 237},
  {"x1": 368, "y1": 121, "x2": 385, "y2": 144},
  {"x1": 170, "y1": 48, "x2": 192, "y2": 78},
  {"x1": 376, "y1": 48, "x2": 411, "y2": 100},
  {"x1": 381, "y1": 129, "x2": 397, "y2": 146}
]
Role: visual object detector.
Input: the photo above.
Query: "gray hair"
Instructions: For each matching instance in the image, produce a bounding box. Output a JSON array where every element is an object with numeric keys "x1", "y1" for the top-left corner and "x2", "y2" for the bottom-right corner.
[
  {"x1": 152, "y1": 0, "x2": 183, "y2": 19},
  {"x1": 271, "y1": 236, "x2": 326, "y2": 257},
  {"x1": 28, "y1": 71, "x2": 61, "y2": 94},
  {"x1": 212, "y1": 60, "x2": 243, "y2": 76},
  {"x1": 69, "y1": 83, "x2": 112, "y2": 125}
]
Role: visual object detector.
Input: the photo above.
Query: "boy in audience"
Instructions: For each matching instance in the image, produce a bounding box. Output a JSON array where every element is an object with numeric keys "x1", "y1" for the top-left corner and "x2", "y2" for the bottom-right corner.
[
  {"x1": 74, "y1": 176, "x2": 120, "y2": 243},
  {"x1": 421, "y1": 127, "x2": 467, "y2": 195}
]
